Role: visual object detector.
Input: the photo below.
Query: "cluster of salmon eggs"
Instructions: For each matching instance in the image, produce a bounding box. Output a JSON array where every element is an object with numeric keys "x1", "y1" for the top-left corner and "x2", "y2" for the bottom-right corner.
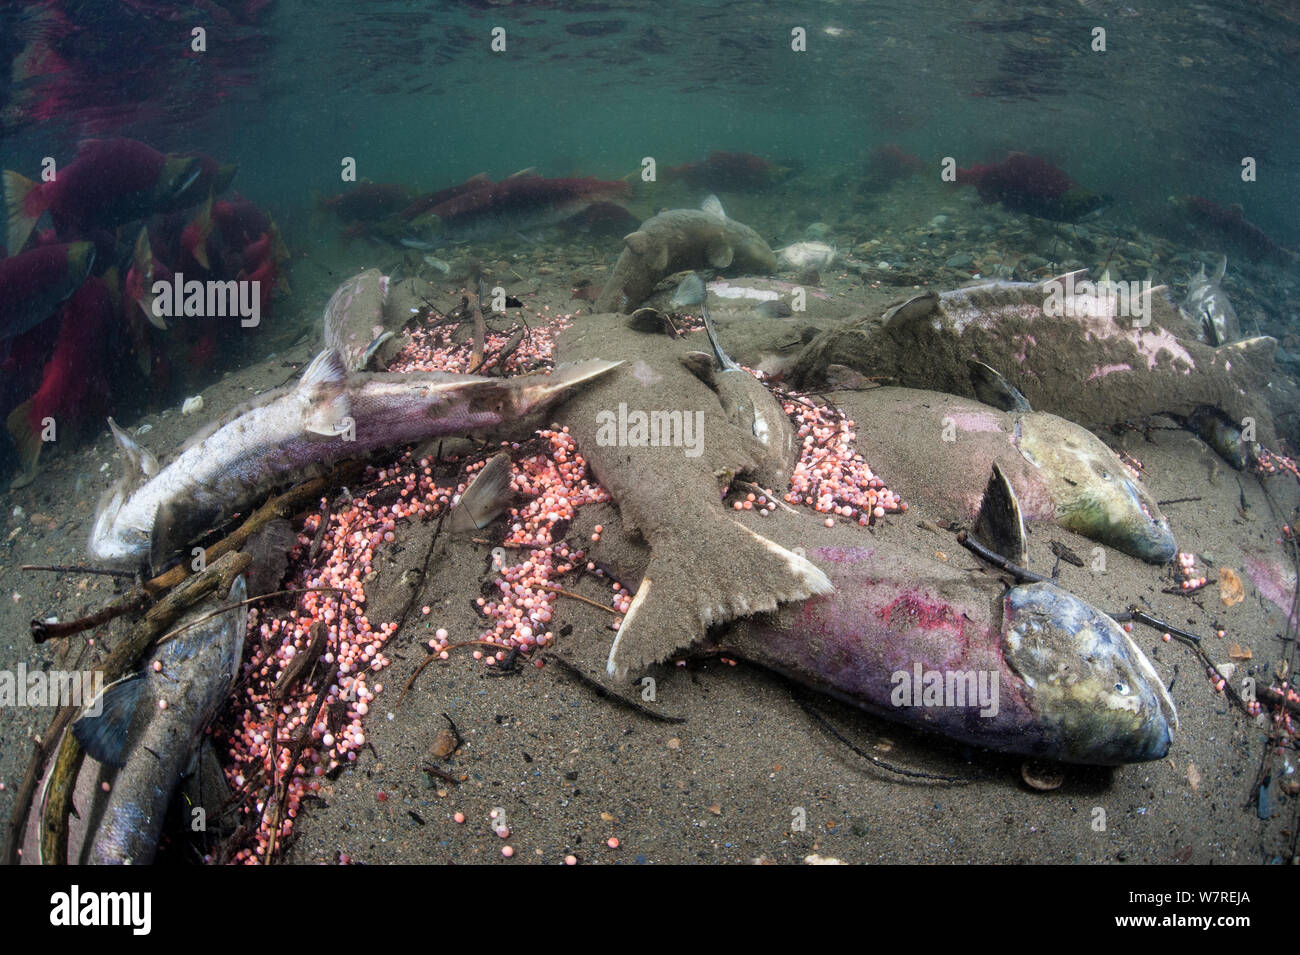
[
  {"x1": 781, "y1": 399, "x2": 906, "y2": 527},
  {"x1": 391, "y1": 305, "x2": 573, "y2": 374},
  {"x1": 224, "y1": 306, "x2": 593, "y2": 862},
  {"x1": 451, "y1": 426, "x2": 623, "y2": 660},
  {"x1": 226, "y1": 455, "x2": 464, "y2": 863},
  {"x1": 1254, "y1": 447, "x2": 1300, "y2": 480},
  {"x1": 1175, "y1": 551, "x2": 1208, "y2": 591}
]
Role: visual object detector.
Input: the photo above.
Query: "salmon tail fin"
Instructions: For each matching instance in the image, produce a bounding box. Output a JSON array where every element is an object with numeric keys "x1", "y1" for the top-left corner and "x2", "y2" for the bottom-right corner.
[
  {"x1": 605, "y1": 514, "x2": 833, "y2": 677},
  {"x1": 3, "y1": 169, "x2": 44, "y2": 253},
  {"x1": 5, "y1": 398, "x2": 43, "y2": 490},
  {"x1": 512, "y1": 359, "x2": 622, "y2": 414}
]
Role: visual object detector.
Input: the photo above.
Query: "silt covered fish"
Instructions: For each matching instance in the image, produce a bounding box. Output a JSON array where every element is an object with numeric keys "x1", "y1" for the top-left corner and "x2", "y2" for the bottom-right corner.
[
  {"x1": 555, "y1": 308, "x2": 830, "y2": 677},
  {"x1": 830, "y1": 378, "x2": 1176, "y2": 563},
  {"x1": 792, "y1": 271, "x2": 1283, "y2": 449},
  {"x1": 595, "y1": 196, "x2": 777, "y2": 313}
]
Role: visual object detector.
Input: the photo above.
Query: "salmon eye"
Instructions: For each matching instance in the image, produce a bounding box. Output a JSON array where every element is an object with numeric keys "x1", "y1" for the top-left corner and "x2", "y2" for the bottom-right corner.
[{"x1": 1115, "y1": 681, "x2": 1129, "y2": 694}]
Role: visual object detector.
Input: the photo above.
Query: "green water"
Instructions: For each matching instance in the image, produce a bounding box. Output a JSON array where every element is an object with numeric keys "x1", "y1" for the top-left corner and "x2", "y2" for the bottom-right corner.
[{"x1": 6, "y1": 1, "x2": 1297, "y2": 243}]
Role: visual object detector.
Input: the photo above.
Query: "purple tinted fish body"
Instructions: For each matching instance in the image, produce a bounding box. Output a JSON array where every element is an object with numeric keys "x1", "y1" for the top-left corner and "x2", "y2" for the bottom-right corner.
[{"x1": 721, "y1": 543, "x2": 1175, "y2": 765}]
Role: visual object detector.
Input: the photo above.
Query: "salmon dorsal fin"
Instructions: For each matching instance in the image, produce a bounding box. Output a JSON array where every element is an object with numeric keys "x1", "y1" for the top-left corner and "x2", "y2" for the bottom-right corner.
[
  {"x1": 972, "y1": 462, "x2": 1028, "y2": 567},
  {"x1": 968, "y1": 359, "x2": 1032, "y2": 413},
  {"x1": 882, "y1": 292, "x2": 940, "y2": 333}
]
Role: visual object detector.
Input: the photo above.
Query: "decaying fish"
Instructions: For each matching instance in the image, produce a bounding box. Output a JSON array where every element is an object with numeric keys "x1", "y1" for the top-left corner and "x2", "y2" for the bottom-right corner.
[
  {"x1": 24, "y1": 576, "x2": 248, "y2": 864},
  {"x1": 791, "y1": 271, "x2": 1282, "y2": 449},
  {"x1": 1180, "y1": 255, "x2": 1241, "y2": 347},
  {"x1": 555, "y1": 311, "x2": 829, "y2": 676},
  {"x1": 90, "y1": 350, "x2": 621, "y2": 567},
  {"x1": 322, "y1": 267, "x2": 396, "y2": 371},
  {"x1": 777, "y1": 241, "x2": 836, "y2": 271},
  {"x1": 595, "y1": 197, "x2": 777, "y2": 313},
  {"x1": 708, "y1": 475, "x2": 1178, "y2": 765},
  {"x1": 831, "y1": 380, "x2": 1177, "y2": 563}
]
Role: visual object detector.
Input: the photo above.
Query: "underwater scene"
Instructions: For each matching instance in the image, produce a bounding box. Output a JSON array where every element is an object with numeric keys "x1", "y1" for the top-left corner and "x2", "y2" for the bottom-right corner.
[{"x1": 0, "y1": 0, "x2": 1298, "y2": 873}]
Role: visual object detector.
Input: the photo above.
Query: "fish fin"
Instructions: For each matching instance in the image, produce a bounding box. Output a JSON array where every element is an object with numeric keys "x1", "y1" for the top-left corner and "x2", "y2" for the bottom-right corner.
[
  {"x1": 148, "y1": 500, "x2": 187, "y2": 576},
  {"x1": 191, "y1": 191, "x2": 214, "y2": 270},
  {"x1": 679, "y1": 351, "x2": 718, "y2": 386},
  {"x1": 298, "y1": 349, "x2": 352, "y2": 435},
  {"x1": 3, "y1": 169, "x2": 43, "y2": 253},
  {"x1": 512, "y1": 359, "x2": 623, "y2": 414},
  {"x1": 299, "y1": 348, "x2": 348, "y2": 389},
  {"x1": 162, "y1": 154, "x2": 203, "y2": 202},
  {"x1": 108, "y1": 417, "x2": 159, "y2": 478},
  {"x1": 1221, "y1": 334, "x2": 1277, "y2": 372},
  {"x1": 447, "y1": 452, "x2": 514, "y2": 534},
  {"x1": 150, "y1": 494, "x2": 234, "y2": 577},
  {"x1": 973, "y1": 462, "x2": 1028, "y2": 567},
  {"x1": 1201, "y1": 315, "x2": 1221, "y2": 347},
  {"x1": 968, "y1": 360, "x2": 1033, "y2": 413},
  {"x1": 706, "y1": 239, "x2": 734, "y2": 269},
  {"x1": 1212, "y1": 255, "x2": 1227, "y2": 284},
  {"x1": 5, "y1": 399, "x2": 42, "y2": 490},
  {"x1": 359, "y1": 330, "x2": 395, "y2": 370},
  {"x1": 671, "y1": 272, "x2": 706, "y2": 307},
  {"x1": 882, "y1": 291, "x2": 940, "y2": 333},
  {"x1": 605, "y1": 516, "x2": 833, "y2": 677},
  {"x1": 698, "y1": 300, "x2": 740, "y2": 371},
  {"x1": 623, "y1": 230, "x2": 652, "y2": 256},
  {"x1": 701, "y1": 194, "x2": 725, "y2": 218},
  {"x1": 131, "y1": 228, "x2": 167, "y2": 330},
  {"x1": 72, "y1": 674, "x2": 145, "y2": 767}
]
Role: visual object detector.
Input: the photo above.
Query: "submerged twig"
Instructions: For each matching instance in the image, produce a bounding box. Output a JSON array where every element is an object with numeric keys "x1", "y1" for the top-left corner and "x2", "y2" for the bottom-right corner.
[
  {"x1": 793, "y1": 692, "x2": 977, "y2": 784},
  {"x1": 21, "y1": 564, "x2": 136, "y2": 580},
  {"x1": 956, "y1": 530, "x2": 1050, "y2": 583},
  {"x1": 538, "y1": 584, "x2": 619, "y2": 614},
  {"x1": 543, "y1": 654, "x2": 686, "y2": 724}
]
